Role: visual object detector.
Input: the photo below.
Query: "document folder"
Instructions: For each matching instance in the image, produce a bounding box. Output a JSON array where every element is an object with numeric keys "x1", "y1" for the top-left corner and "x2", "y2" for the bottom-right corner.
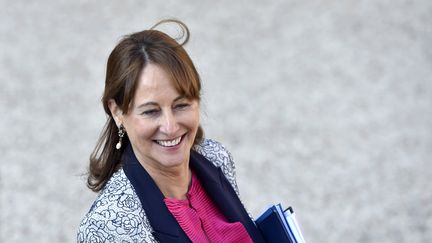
[{"x1": 255, "y1": 204, "x2": 306, "y2": 243}]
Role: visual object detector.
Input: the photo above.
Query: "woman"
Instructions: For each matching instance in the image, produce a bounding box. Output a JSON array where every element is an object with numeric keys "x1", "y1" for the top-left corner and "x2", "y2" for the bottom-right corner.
[{"x1": 77, "y1": 19, "x2": 265, "y2": 243}]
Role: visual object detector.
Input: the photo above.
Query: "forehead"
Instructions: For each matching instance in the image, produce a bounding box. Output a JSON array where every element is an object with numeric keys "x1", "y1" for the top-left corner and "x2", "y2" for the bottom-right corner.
[{"x1": 133, "y1": 64, "x2": 180, "y2": 103}]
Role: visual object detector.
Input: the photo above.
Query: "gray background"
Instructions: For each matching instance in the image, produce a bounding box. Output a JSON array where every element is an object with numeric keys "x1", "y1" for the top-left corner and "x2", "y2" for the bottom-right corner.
[{"x1": 1, "y1": 0, "x2": 431, "y2": 242}]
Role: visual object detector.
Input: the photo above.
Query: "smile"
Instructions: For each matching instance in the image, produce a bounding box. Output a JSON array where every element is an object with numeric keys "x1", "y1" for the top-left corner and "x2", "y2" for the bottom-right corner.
[{"x1": 155, "y1": 135, "x2": 183, "y2": 147}]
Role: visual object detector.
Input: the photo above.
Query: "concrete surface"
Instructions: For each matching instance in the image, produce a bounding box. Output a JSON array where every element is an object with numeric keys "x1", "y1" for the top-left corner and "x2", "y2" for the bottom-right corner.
[{"x1": 1, "y1": 0, "x2": 431, "y2": 242}]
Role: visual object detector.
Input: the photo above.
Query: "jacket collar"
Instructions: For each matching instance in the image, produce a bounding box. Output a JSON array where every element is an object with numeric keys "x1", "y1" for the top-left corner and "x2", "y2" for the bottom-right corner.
[
  {"x1": 122, "y1": 144, "x2": 189, "y2": 242},
  {"x1": 190, "y1": 151, "x2": 266, "y2": 243}
]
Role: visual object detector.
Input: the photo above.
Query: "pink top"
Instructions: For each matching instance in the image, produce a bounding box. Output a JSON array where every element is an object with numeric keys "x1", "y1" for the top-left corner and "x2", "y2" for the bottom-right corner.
[{"x1": 164, "y1": 172, "x2": 253, "y2": 243}]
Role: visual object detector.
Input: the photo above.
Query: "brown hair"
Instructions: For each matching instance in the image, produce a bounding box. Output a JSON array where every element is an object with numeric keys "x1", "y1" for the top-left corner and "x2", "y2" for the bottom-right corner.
[{"x1": 87, "y1": 19, "x2": 204, "y2": 192}]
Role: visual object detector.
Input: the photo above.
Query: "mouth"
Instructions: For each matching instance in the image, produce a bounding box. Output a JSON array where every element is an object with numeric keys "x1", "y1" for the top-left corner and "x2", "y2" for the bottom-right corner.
[{"x1": 154, "y1": 134, "x2": 184, "y2": 147}]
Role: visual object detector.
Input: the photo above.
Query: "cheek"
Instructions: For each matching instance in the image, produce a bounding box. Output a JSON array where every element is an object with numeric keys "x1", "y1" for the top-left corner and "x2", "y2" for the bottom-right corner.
[
  {"x1": 186, "y1": 110, "x2": 200, "y2": 130},
  {"x1": 125, "y1": 117, "x2": 157, "y2": 142},
  {"x1": 177, "y1": 111, "x2": 200, "y2": 135}
]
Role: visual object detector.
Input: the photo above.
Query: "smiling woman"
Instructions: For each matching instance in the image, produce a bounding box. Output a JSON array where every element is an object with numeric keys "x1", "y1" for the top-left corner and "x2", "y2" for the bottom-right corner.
[
  {"x1": 77, "y1": 19, "x2": 266, "y2": 243},
  {"x1": 86, "y1": 19, "x2": 203, "y2": 193},
  {"x1": 108, "y1": 63, "x2": 201, "y2": 199}
]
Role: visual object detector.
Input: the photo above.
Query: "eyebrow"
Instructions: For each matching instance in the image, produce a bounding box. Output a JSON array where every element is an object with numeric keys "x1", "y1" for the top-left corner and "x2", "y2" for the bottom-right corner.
[{"x1": 136, "y1": 95, "x2": 187, "y2": 109}]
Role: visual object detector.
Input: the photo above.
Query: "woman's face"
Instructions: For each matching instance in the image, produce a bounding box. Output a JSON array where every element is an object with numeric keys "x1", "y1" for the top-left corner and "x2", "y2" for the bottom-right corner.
[{"x1": 111, "y1": 63, "x2": 200, "y2": 171}]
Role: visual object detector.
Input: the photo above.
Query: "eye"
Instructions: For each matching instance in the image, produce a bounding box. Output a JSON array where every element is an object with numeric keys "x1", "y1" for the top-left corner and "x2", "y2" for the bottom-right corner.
[
  {"x1": 141, "y1": 109, "x2": 160, "y2": 116},
  {"x1": 174, "y1": 103, "x2": 190, "y2": 110}
]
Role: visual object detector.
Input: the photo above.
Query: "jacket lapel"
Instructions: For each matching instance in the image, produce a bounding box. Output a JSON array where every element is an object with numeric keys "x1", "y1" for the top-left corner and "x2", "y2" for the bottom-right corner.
[
  {"x1": 122, "y1": 144, "x2": 191, "y2": 243},
  {"x1": 190, "y1": 151, "x2": 266, "y2": 243}
]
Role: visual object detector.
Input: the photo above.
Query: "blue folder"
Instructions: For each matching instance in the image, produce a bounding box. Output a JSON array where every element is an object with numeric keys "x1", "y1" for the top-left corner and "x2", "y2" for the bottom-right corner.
[{"x1": 255, "y1": 204, "x2": 305, "y2": 243}]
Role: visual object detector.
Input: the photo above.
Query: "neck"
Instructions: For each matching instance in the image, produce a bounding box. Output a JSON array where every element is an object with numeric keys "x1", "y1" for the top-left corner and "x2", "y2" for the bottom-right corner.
[{"x1": 141, "y1": 161, "x2": 192, "y2": 200}]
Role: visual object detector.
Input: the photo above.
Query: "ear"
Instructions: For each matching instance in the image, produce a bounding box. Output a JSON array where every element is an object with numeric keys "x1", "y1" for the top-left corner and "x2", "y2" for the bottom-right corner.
[{"x1": 108, "y1": 99, "x2": 124, "y2": 126}]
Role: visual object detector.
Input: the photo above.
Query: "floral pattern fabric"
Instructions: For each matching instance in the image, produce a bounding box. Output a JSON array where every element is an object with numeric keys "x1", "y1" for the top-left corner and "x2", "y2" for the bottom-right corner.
[{"x1": 77, "y1": 139, "x2": 241, "y2": 243}]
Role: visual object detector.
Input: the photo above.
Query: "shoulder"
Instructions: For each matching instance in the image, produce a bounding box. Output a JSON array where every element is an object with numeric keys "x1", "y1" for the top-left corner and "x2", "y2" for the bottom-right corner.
[
  {"x1": 193, "y1": 138, "x2": 239, "y2": 195},
  {"x1": 193, "y1": 138, "x2": 235, "y2": 167},
  {"x1": 77, "y1": 169, "x2": 156, "y2": 242}
]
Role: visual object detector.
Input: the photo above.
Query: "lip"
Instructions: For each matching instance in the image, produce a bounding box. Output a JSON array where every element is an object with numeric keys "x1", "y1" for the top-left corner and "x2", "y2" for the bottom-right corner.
[{"x1": 154, "y1": 133, "x2": 186, "y2": 149}]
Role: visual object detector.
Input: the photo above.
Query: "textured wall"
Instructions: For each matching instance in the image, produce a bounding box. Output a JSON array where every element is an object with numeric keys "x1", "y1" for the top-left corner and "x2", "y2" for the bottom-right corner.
[{"x1": 1, "y1": 0, "x2": 431, "y2": 242}]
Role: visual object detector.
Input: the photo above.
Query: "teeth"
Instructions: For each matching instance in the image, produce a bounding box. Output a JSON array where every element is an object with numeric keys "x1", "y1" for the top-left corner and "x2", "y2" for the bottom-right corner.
[{"x1": 156, "y1": 136, "x2": 182, "y2": 147}]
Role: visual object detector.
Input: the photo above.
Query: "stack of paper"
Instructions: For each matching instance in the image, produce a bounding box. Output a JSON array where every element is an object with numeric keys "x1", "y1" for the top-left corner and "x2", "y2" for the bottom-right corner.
[{"x1": 255, "y1": 204, "x2": 306, "y2": 243}]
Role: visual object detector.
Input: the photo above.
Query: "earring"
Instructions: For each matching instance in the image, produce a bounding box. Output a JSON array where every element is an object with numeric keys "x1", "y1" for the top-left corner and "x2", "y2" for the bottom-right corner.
[{"x1": 116, "y1": 124, "x2": 125, "y2": 150}]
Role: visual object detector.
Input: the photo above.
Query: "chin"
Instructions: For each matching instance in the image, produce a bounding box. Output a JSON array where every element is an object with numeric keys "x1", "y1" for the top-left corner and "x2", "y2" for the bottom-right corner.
[{"x1": 158, "y1": 153, "x2": 190, "y2": 168}]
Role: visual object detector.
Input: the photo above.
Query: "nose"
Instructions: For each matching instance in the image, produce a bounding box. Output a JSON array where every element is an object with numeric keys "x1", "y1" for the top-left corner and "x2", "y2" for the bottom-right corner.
[{"x1": 159, "y1": 111, "x2": 179, "y2": 136}]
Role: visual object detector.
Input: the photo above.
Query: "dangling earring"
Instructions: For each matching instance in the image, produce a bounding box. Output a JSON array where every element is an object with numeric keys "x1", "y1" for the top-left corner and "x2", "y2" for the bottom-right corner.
[{"x1": 116, "y1": 124, "x2": 125, "y2": 150}]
